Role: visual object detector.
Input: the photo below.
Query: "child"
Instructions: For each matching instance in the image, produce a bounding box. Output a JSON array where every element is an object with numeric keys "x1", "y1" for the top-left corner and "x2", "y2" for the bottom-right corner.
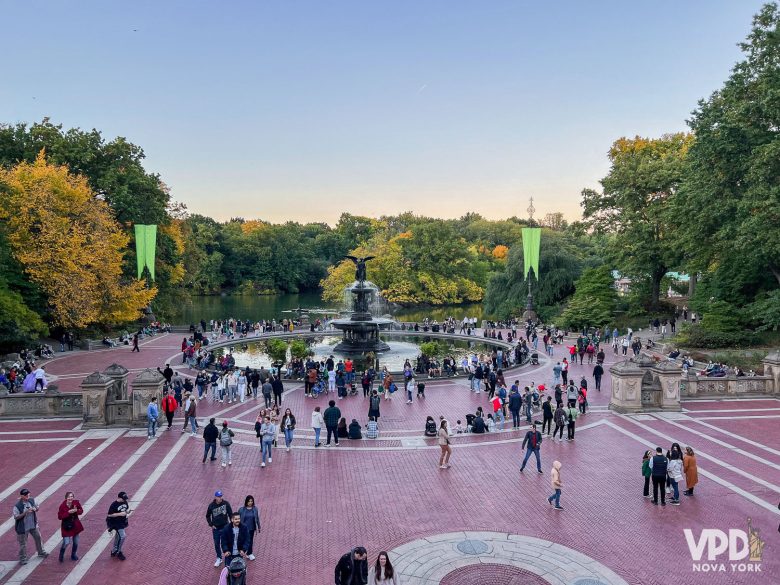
[
  {"x1": 455, "y1": 420, "x2": 464, "y2": 434},
  {"x1": 547, "y1": 460, "x2": 563, "y2": 510},
  {"x1": 417, "y1": 382, "x2": 426, "y2": 398},
  {"x1": 486, "y1": 414, "x2": 496, "y2": 432}
]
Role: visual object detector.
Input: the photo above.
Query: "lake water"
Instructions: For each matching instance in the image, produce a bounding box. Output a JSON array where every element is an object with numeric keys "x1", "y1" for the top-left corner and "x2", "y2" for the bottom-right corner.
[{"x1": 171, "y1": 293, "x2": 484, "y2": 325}]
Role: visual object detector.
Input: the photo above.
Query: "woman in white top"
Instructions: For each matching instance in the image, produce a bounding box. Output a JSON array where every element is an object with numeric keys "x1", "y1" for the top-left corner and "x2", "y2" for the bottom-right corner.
[
  {"x1": 237, "y1": 372, "x2": 247, "y2": 403},
  {"x1": 368, "y1": 551, "x2": 400, "y2": 585},
  {"x1": 437, "y1": 420, "x2": 451, "y2": 469},
  {"x1": 311, "y1": 406, "x2": 324, "y2": 447}
]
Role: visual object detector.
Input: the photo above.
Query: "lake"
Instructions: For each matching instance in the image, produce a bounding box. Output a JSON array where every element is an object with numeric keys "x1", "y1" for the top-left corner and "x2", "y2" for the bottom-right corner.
[{"x1": 171, "y1": 293, "x2": 485, "y2": 325}]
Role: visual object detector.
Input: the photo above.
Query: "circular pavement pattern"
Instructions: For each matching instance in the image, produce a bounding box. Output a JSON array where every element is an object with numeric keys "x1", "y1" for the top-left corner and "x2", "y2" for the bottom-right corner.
[
  {"x1": 440, "y1": 564, "x2": 552, "y2": 585},
  {"x1": 388, "y1": 532, "x2": 629, "y2": 585}
]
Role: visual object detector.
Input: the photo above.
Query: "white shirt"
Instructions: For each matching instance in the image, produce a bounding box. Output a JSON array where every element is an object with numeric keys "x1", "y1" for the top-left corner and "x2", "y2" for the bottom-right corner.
[{"x1": 34, "y1": 368, "x2": 45, "y2": 380}]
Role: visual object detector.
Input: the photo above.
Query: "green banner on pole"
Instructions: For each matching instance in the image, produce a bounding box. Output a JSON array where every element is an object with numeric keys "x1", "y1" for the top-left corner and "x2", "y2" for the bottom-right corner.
[
  {"x1": 522, "y1": 227, "x2": 541, "y2": 278},
  {"x1": 134, "y1": 224, "x2": 158, "y2": 281}
]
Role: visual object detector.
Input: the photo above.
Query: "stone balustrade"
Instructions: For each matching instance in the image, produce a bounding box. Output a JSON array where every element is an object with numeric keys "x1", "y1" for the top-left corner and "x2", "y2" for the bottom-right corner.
[{"x1": 0, "y1": 385, "x2": 83, "y2": 417}]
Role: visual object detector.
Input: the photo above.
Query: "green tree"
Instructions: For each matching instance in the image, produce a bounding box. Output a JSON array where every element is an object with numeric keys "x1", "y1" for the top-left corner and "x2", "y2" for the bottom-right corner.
[
  {"x1": 582, "y1": 133, "x2": 692, "y2": 309},
  {"x1": 558, "y1": 266, "x2": 617, "y2": 330},
  {"x1": 0, "y1": 286, "x2": 49, "y2": 353}
]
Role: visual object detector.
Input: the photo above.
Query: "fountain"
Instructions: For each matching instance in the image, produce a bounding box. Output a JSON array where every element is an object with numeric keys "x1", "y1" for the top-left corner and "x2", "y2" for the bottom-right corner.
[{"x1": 330, "y1": 256, "x2": 395, "y2": 353}]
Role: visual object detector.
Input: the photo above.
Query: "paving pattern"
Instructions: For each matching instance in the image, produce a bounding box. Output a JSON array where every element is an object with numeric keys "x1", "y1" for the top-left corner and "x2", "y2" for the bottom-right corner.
[{"x1": 1, "y1": 332, "x2": 778, "y2": 584}]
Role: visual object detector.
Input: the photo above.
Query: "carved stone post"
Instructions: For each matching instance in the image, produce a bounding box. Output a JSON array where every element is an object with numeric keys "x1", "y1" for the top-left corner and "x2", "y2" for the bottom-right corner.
[
  {"x1": 652, "y1": 361, "x2": 683, "y2": 411},
  {"x1": 608, "y1": 359, "x2": 644, "y2": 413},
  {"x1": 131, "y1": 368, "x2": 165, "y2": 427},
  {"x1": 81, "y1": 372, "x2": 112, "y2": 428},
  {"x1": 103, "y1": 364, "x2": 129, "y2": 402},
  {"x1": 762, "y1": 351, "x2": 780, "y2": 395}
]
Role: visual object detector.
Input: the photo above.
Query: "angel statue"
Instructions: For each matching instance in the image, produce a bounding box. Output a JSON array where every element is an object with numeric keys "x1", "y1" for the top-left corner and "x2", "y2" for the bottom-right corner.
[{"x1": 345, "y1": 256, "x2": 375, "y2": 284}]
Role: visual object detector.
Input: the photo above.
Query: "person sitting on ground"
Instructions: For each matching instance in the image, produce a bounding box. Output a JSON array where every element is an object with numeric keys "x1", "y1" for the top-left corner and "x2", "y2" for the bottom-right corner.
[
  {"x1": 337, "y1": 418, "x2": 349, "y2": 439},
  {"x1": 454, "y1": 420, "x2": 464, "y2": 434},
  {"x1": 486, "y1": 413, "x2": 496, "y2": 432},
  {"x1": 424, "y1": 416, "x2": 437, "y2": 437},
  {"x1": 465, "y1": 413, "x2": 476, "y2": 432},
  {"x1": 366, "y1": 417, "x2": 378, "y2": 439},
  {"x1": 348, "y1": 419, "x2": 362, "y2": 440},
  {"x1": 471, "y1": 413, "x2": 486, "y2": 433}
]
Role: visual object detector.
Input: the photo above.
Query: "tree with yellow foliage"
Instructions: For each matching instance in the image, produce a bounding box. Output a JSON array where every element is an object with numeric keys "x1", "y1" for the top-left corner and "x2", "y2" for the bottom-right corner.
[{"x1": 0, "y1": 153, "x2": 156, "y2": 329}]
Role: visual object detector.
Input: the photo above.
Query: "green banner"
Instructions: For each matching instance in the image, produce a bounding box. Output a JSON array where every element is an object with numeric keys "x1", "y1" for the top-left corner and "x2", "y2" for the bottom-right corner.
[
  {"x1": 522, "y1": 227, "x2": 541, "y2": 278},
  {"x1": 134, "y1": 224, "x2": 158, "y2": 281}
]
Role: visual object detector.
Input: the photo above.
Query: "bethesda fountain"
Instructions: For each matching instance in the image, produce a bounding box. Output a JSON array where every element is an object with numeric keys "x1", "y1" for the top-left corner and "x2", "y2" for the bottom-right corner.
[{"x1": 331, "y1": 256, "x2": 394, "y2": 353}]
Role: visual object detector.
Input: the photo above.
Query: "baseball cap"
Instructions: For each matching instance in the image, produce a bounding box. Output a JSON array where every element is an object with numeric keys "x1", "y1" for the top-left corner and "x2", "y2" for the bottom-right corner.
[
  {"x1": 222, "y1": 420, "x2": 228, "y2": 426},
  {"x1": 19, "y1": 488, "x2": 30, "y2": 495},
  {"x1": 215, "y1": 490, "x2": 223, "y2": 497},
  {"x1": 118, "y1": 491, "x2": 129, "y2": 500}
]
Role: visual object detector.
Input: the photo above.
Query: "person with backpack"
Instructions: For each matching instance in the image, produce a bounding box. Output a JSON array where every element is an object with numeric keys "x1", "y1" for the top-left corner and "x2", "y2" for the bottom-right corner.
[
  {"x1": 566, "y1": 382, "x2": 578, "y2": 408},
  {"x1": 14, "y1": 488, "x2": 48, "y2": 565},
  {"x1": 106, "y1": 491, "x2": 130, "y2": 561},
  {"x1": 566, "y1": 403, "x2": 578, "y2": 441},
  {"x1": 219, "y1": 422, "x2": 235, "y2": 467},
  {"x1": 207, "y1": 491, "x2": 233, "y2": 567},
  {"x1": 368, "y1": 390, "x2": 381, "y2": 422},
  {"x1": 57, "y1": 491, "x2": 83, "y2": 562},
  {"x1": 650, "y1": 447, "x2": 669, "y2": 506},
  {"x1": 161, "y1": 389, "x2": 178, "y2": 430},
  {"x1": 203, "y1": 418, "x2": 219, "y2": 463},
  {"x1": 520, "y1": 423, "x2": 543, "y2": 473},
  {"x1": 547, "y1": 461, "x2": 564, "y2": 510}
]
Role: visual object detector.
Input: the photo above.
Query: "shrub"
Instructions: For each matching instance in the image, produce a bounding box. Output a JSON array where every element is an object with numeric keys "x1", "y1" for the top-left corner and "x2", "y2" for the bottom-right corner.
[
  {"x1": 265, "y1": 339, "x2": 288, "y2": 362},
  {"x1": 289, "y1": 339, "x2": 310, "y2": 359},
  {"x1": 676, "y1": 324, "x2": 752, "y2": 349}
]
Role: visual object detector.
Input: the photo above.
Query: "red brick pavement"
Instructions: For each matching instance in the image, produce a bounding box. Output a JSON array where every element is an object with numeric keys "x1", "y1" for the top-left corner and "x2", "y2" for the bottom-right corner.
[{"x1": 0, "y1": 337, "x2": 777, "y2": 585}]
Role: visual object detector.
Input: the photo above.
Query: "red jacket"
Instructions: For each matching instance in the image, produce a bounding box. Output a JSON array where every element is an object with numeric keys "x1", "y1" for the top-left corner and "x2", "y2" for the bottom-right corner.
[
  {"x1": 58, "y1": 500, "x2": 84, "y2": 537},
  {"x1": 162, "y1": 395, "x2": 178, "y2": 414}
]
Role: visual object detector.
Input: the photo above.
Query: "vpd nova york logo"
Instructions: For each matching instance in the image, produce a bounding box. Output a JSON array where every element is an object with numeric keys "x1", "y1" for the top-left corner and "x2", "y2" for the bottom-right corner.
[{"x1": 684, "y1": 518, "x2": 765, "y2": 573}]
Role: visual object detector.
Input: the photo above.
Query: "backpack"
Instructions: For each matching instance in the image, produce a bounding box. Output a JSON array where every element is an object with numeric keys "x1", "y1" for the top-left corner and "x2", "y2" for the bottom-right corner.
[
  {"x1": 388, "y1": 383, "x2": 397, "y2": 394},
  {"x1": 219, "y1": 429, "x2": 233, "y2": 446},
  {"x1": 370, "y1": 396, "x2": 380, "y2": 411}
]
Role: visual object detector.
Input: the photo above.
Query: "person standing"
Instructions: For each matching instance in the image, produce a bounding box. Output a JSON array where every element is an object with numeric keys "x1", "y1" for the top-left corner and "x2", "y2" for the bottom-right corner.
[
  {"x1": 683, "y1": 446, "x2": 699, "y2": 496},
  {"x1": 523, "y1": 387, "x2": 533, "y2": 424},
  {"x1": 547, "y1": 460, "x2": 564, "y2": 510},
  {"x1": 13, "y1": 488, "x2": 48, "y2": 565},
  {"x1": 593, "y1": 363, "x2": 604, "y2": 392},
  {"x1": 565, "y1": 403, "x2": 578, "y2": 441},
  {"x1": 438, "y1": 420, "x2": 452, "y2": 469},
  {"x1": 566, "y1": 382, "x2": 578, "y2": 408},
  {"x1": 552, "y1": 362, "x2": 562, "y2": 385},
  {"x1": 553, "y1": 402, "x2": 566, "y2": 442},
  {"x1": 221, "y1": 512, "x2": 249, "y2": 567},
  {"x1": 519, "y1": 423, "x2": 543, "y2": 473},
  {"x1": 219, "y1": 422, "x2": 235, "y2": 467},
  {"x1": 561, "y1": 358, "x2": 569, "y2": 385},
  {"x1": 405, "y1": 375, "x2": 415, "y2": 404},
  {"x1": 146, "y1": 397, "x2": 159, "y2": 439},
  {"x1": 207, "y1": 491, "x2": 233, "y2": 567},
  {"x1": 335, "y1": 547, "x2": 369, "y2": 585},
  {"x1": 238, "y1": 496, "x2": 260, "y2": 561},
  {"x1": 369, "y1": 551, "x2": 399, "y2": 585},
  {"x1": 323, "y1": 400, "x2": 342, "y2": 447},
  {"x1": 368, "y1": 390, "x2": 381, "y2": 423},
  {"x1": 182, "y1": 392, "x2": 198, "y2": 436},
  {"x1": 667, "y1": 451, "x2": 683, "y2": 505},
  {"x1": 508, "y1": 386, "x2": 522, "y2": 429},
  {"x1": 261, "y1": 379, "x2": 273, "y2": 409},
  {"x1": 57, "y1": 491, "x2": 83, "y2": 562},
  {"x1": 161, "y1": 390, "x2": 177, "y2": 430},
  {"x1": 203, "y1": 418, "x2": 219, "y2": 463},
  {"x1": 541, "y1": 396, "x2": 553, "y2": 435},
  {"x1": 642, "y1": 450, "x2": 653, "y2": 498},
  {"x1": 311, "y1": 406, "x2": 324, "y2": 447},
  {"x1": 281, "y1": 408, "x2": 296, "y2": 452},
  {"x1": 260, "y1": 416, "x2": 276, "y2": 467},
  {"x1": 106, "y1": 491, "x2": 130, "y2": 560},
  {"x1": 272, "y1": 375, "x2": 284, "y2": 407},
  {"x1": 649, "y1": 447, "x2": 669, "y2": 506}
]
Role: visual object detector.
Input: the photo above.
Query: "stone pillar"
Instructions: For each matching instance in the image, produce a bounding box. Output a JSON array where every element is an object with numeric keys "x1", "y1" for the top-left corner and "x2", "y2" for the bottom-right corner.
[
  {"x1": 608, "y1": 359, "x2": 645, "y2": 413},
  {"x1": 81, "y1": 372, "x2": 112, "y2": 428},
  {"x1": 131, "y1": 368, "x2": 165, "y2": 427},
  {"x1": 103, "y1": 364, "x2": 129, "y2": 402},
  {"x1": 682, "y1": 373, "x2": 699, "y2": 397},
  {"x1": 762, "y1": 351, "x2": 780, "y2": 395},
  {"x1": 652, "y1": 361, "x2": 683, "y2": 411}
]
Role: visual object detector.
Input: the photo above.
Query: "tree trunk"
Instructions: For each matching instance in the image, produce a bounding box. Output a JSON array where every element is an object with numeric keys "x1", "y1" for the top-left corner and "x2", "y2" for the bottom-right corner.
[
  {"x1": 688, "y1": 273, "x2": 697, "y2": 297},
  {"x1": 770, "y1": 263, "x2": 780, "y2": 287},
  {"x1": 650, "y1": 273, "x2": 662, "y2": 311}
]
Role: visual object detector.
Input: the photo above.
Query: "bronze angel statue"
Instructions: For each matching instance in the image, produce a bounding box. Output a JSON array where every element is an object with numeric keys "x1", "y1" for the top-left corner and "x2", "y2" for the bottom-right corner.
[{"x1": 345, "y1": 255, "x2": 375, "y2": 283}]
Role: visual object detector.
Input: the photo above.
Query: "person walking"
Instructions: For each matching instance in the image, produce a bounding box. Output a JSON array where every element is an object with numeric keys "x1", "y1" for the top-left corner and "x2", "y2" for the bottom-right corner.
[
  {"x1": 323, "y1": 400, "x2": 342, "y2": 447},
  {"x1": 369, "y1": 551, "x2": 399, "y2": 585},
  {"x1": 561, "y1": 358, "x2": 569, "y2": 385},
  {"x1": 547, "y1": 460, "x2": 564, "y2": 510},
  {"x1": 203, "y1": 418, "x2": 219, "y2": 463},
  {"x1": 553, "y1": 402, "x2": 566, "y2": 442},
  {"x1": 593, "y1": 363, "x2": 604, "y2": 392},
  {"x1": 508, "y1": 386, "x2": 522, "y2": 429},
  {"x1": 182, "y1": 392, "x2": 198, "y2": 436},
  {"x1": 13, "y1": 488, "x2": 48, "y2": 565},
  {"x1": 565, "y1": 403, "x2": 578, "y2": 441},
  {"x1": 566, "y1": 382, "x2": 578, "y2": 408},
  {"x1": 272, "y1": 375, "x2": 284, "y2": 407},
  {"x1": 368, "y1": 390, "x2": 381, "y2": 423},
  {"x1": 523, "y1": 387, "x2": 533, "y2": 424},
  {"x1": 405, "y1": 375, "x2": 415, "y2": 404},
  {"x1": 650, "y1": 447, "x2": 669, "y2": 506},
  {"x1": 281, "y1": 408, "x2": 296, "y2": 452},
  {"x1": 311, "y1": 406, "x2": 324, "y2": 447},
  {"x1": 146, "y1": 397, "x2": 159, "y2": 439},
  {"x1": 131, "y1": 332, "x2": 140, "y2": 352},
  {"x1": 438, "y1": 420, "x2": 452, "y2": 469},
  {"x1": 57, "y1": 491, "x2": 83, "y2": 562},
  {"x1": 106, "y1": 491, "x2": 130, "y2": 561},
  {"x1": 221, "y1": 512, "x2": 249, "y2": 567},
  {"x1": 238, "y1": 496, "x2": 260, "y2": 561},
  {"x1": 219, "y1": 422, "x2": 235, "y2": 467},
  {"x1": 259, "y1": 416, "x2": 276, "y2": 468},
  {"x1": 261, "y1": 379, "x2": 273, "y2": 409},
  {"x1": 335, "y1": 547, "x2": 369, "y2": 585},
  {"x1": 519, "y1": 423, "x2": 543, "y2": 473},
  {"x1": 683, "y1": 446, "x2": 698, "y2": 496},
  {"x1": 207, "y1": 491, "x2": 233, "y2": 567},
  {"x1": 642, "y1": 450, "x2": 653, "y2": 498},
  {"x1": 541, "y1": 396, "x2": 553, "y2": 435}
]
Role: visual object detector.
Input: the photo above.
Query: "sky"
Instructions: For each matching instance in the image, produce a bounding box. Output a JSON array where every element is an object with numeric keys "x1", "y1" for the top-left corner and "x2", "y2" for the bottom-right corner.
[{"x1": 0, "y1": 1, "x2": 768, "y2": 225}]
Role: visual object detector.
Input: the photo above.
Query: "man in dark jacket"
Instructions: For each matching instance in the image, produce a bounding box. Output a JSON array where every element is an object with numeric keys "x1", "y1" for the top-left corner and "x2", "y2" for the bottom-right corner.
[
  {"x1": 593, "y1": 363, "x2": 604, "y2": 392},
  {"x1": 520, "y1": 423, "x2": 543, "y2": 473},
  {"x1": 207, "y1": 491, "x2": 233, "y2": 567},
  {"x1": 203, "y1": 418, "x2": 219, "y2": 463},
  {"x1": 649, "y1": 447, "x2": 669, "y2": 506},
  {"x1": 508, "y1": 386, "x2": 522, "y2": 429},
  {"x1": 335, "y1": 546, "x2": 368, "y2": 585},
  {"x1": 323, "y1": 400, "x2": 342, "y2": 446},
  {"x1": 272, "y1": 376, "x2": 284, "y2": 407},
  {"x1": 157, "y1": 363, "x2": 174, "y2": 384},
  {"x1": 541, "y1": 396, "x2": 554, "y2": 435},
  {"x1": 221, "y1": 513, "x2": 249, "y2": 566}
]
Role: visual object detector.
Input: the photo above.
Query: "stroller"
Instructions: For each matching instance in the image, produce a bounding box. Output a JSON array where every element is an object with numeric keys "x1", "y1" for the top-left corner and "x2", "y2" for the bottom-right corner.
[
  {"x1": 530, "y1": 352, "x2": 540, "y2": 365},
  {"x1": 311, "y1": 377, "x2": 328, "y2": 397}
]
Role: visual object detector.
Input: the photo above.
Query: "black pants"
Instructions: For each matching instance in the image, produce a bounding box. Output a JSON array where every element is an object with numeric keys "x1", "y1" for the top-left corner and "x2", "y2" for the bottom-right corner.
[
  {"x1": 542, "y1": 416, "x2": 553, "y2": 434},
  {"x1": 132, "y1": 344, "x2": 139, "y2": 352},
  {"x1": 326, "y1": 425, "x2": 338, "y2": 445},
  {"x1": 553, "y1": 423, "x2": 564, "y2": 439},
  {"x1": 567, "y1": 422, "x2": 575, "y2": 440},
  {"x1": 264, "y1": 394, "x2": 272, "y2": 408},
  {"x1": 510, "y1": 410, "x2": 520, "y2": 428},
  {"x1": 562, "y1": 371, "x2": 568, "y2": 385},
  {"x1": 362, "y1": 384, "x2": 370, "y2": 397},
  {"x1": 165, "y1": 412, "x2": 174, "y2": 428},
  {"x1": 652, "y1": 476, "x2": 666, "y2": 504},
  {"x1": 273, "y1": 392, "x2": 282, "y2": 407},
  {"x1": 304, "y1": 380, "x2": 311, "y2": 395},
  {"x1": 643, "y1": 476, "x2": 650, "y2": 497},
  {"x1": 595, "y1": 376, "x2": 601, "y2": 391}
]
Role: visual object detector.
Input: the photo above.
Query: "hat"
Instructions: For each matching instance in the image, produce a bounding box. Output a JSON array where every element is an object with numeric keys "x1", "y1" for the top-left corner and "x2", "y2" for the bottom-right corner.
[
  {"x1": 222, "y1": 420, "x2": 228, "y2": 426},
  {"x1": 118, "y1": 491, "x2": 129, "y2": 500},
  {"x1": 19, "y1": 488, "x2": 30, "y2": 496},
  {"x1": 215, "y1": 490, "x2": 223, "y2": 497}
]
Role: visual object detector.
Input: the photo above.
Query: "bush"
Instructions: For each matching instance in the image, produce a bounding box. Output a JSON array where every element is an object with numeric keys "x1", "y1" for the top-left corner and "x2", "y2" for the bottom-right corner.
[
  {"x1": 289, "y1": 339, "x2": 310, "y2": 359},
  {"x1": 265, "y1": 339, "x2": 288, "y2": 362},
  {"x1": 675, "y1": 324, "x2": 752, "y2": 349}
]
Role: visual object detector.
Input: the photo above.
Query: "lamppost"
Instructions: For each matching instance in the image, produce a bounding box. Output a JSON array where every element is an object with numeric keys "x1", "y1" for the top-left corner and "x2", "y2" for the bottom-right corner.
[{"x1": 522, "y1": 197, "x2": 539, "y2": 323}]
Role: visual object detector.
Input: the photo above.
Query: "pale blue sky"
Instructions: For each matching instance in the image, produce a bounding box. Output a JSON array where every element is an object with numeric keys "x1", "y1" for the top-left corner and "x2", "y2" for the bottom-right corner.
[{"x1": 0, "y1": 1, "x2": 766, "y2": 223}]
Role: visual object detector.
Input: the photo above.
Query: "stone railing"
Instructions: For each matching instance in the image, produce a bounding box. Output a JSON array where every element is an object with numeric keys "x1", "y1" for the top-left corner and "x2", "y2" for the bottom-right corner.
[
  {"x1": 0, "y1": 386, "x2": 83, "y2": 418},
  {"x1": 681, "y1": 373, "x2": 776, "y2": 397}
]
